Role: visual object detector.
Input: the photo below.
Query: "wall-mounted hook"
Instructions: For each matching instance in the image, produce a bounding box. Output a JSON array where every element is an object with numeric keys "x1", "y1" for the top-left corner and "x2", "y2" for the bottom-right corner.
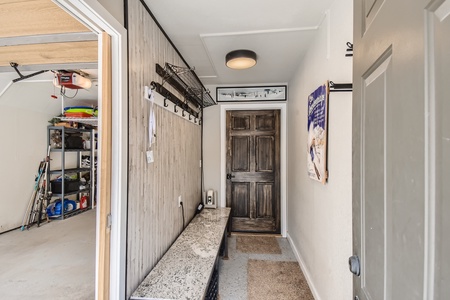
[
  {"x1": 182, "y1": 109, "x2": 186, "y2": 117},
  {"x1": 194, "y1": 117, "x2": 197, "y2": 124},
  {"x1": 199, "y1": 119, "x2": 202, "y2": 125},
  {"x1": 174, "y1": 104, "x2": 178, "y2": 113},
  {"x1": 150, "y1": 82, "x2": 156, "y2": 90},
  {"x1": 346, "y1": 42, "x2": 353, "y2": 57},
  {"x1": 164, "y1": 97, "x2": 169, "y2": 107},
  {"x1": 189, "y1": 114, "x2": 192, "y2": 121}
]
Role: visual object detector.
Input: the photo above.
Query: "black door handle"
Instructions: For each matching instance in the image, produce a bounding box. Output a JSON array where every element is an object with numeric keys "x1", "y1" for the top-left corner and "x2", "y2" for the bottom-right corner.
[{"x1": 226, "y1": 173, "x2": 235, "y2": 180}]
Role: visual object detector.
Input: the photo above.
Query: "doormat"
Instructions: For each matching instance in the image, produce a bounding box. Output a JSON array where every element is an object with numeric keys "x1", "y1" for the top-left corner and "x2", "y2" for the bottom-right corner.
[
  {"x1": 248, "y1": 260, "x2": 314, "y2": 300},
  {"x1": 236, "y1": 235, "x2": 282, "y2": 254}
]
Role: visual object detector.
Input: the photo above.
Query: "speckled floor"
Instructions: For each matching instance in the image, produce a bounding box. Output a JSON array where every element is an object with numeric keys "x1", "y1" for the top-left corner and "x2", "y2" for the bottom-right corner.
[{"x1": 219, "y1": 235, "x2": 310, "y2": 300}]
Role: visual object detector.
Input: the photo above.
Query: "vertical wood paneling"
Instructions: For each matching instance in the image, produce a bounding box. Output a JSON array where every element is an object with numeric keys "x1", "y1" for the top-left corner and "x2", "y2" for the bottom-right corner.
[{"x1": 126, "y1": 1, "x2": 202, "y2": 297}]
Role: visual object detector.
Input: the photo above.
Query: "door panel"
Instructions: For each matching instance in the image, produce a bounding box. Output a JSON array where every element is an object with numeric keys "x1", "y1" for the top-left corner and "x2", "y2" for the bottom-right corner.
[
  {"x1": 232, "y1": 137, "x2": 250, "y2": 171},
  {"x1": 430, "y1": 1, "x2": 450, "y2": 298},
  {"x1": 226, "y1": 110, "x2": 280, "y2": 233},
  {"x1": 231, "y1": 183, "x2": 250, "y2": 217},
  {"x1": 361, "y1": 54, "x2": 391, "y2": 300},
  {"x1": 256, "y1": 136, "x2": 274, "y2": 171},
  {"x1": 256, "y1": 183, "x2": 273, "y2": 218}
]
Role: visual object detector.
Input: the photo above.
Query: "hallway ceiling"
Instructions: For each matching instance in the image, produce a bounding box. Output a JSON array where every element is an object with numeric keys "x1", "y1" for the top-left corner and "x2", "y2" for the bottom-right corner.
[{"x1": 143, "y1": 0, "x2": 335, "y2": 85}]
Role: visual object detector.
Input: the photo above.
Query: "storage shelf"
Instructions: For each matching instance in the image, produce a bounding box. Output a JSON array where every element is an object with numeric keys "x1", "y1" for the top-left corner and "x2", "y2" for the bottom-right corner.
[
  {"x1": 156, "y1": 63, "x2": 216, "y2": 108},
  {"x1": 47, "y1": 125, "x2": 96, "y2": 221},
  {"x1": 50, "y1": 148, "x2": 87, "y2": 152},
  {"x1": 49, "y1": 168, "x2": 91, "y2": 175},
  {"x1": 51, "y1": 187, "x2": 90, "y2": 197},
  {"x1": 48, "y1": 126, "x2": 93, "y2": 133},
  {"x1": 48, "y1": 207, "x2": 91, "y2": 220},
  {"x1": 58, "y1": 117, "x2": 98, "y2": 126}
]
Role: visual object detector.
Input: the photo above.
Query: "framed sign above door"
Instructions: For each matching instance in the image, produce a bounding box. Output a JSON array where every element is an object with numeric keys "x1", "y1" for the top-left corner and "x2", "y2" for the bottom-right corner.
[{"x1": 217, "y1": 85, "x2": 287, "y2": 102}]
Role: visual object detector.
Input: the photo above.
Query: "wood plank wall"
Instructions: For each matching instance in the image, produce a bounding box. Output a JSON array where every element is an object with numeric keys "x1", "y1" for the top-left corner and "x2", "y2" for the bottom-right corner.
[{"x1": 126, "y1": 1, "x2": 202, "y2": 297}]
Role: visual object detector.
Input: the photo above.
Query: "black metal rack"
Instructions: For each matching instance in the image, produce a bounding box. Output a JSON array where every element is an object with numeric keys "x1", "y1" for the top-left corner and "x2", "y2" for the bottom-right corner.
[{"x1": 155, "y1": 63, "x2": 215, "y2": 109}]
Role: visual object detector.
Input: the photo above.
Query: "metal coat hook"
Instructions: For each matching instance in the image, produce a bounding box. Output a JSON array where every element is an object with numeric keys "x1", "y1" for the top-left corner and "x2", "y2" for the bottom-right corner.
[
  {"x1": 189, "y1": 114, "x2": 192, "y2": 121},
  {"x1": 194, "y1": 117, "x2": 197, "y2": 124},
  {"x1": 182, "y1": 109, "x2": 186, "y2": 117},
  {"x1": 164, "y1": 97, "x2": 169, "y2": 107},
  {"x1": 174, "y1": 104, "x2": 178, "y2": 113},
  {"x1": 150, "y1": 82, "x2": 156, "y2": 90},
  {"x1": 199, "y1": 119, "x2": 202, "y2": 125},
  {"x1": 346, "y1": 42, "x2": 353, "y2": 57},
  {"x1": 329, "y1": 81, "x2": 352, "y2": 92}
]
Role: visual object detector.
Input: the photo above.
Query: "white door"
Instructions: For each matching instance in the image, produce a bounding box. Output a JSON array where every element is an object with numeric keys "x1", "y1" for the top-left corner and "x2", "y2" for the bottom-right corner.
[{"x1": 352, "y1": 0, "x2": 450, "y2": 299}]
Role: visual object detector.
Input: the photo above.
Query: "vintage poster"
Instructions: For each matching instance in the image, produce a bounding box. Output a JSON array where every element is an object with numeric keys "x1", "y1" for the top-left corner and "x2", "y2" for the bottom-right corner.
[{"x1": 307, "y1": 83, "x2": 329, "y2": 184}]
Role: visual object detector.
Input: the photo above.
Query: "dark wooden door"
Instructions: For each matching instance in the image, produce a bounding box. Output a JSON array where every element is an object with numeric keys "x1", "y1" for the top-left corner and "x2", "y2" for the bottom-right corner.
[{"x1": 226, "y1": 110, "x2": 280, "y2": 233}]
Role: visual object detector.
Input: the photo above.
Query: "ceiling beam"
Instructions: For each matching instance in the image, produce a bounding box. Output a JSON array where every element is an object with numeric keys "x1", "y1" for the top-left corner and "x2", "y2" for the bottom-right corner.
[
  {"x1": 0, "y1": 0, "x2": 90, "y2": 38},
  {"x1": 0, "y1": 32, "x2": 97, "y2": 47},
  {"x1": 0, "y1": 41, "x2": 98, "y2": 67}
]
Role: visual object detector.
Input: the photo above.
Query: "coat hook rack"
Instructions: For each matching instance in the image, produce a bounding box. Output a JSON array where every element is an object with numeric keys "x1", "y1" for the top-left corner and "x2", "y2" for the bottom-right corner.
[
  {"x1": 151, "y1": 81, "x2": 199, "y2": 118},
  {"x1": 346, "y1": 42, "x2": 353, "y2": 57},
  {"x1": 329, "y1": 81, "x2": 352, "y2": 92}
]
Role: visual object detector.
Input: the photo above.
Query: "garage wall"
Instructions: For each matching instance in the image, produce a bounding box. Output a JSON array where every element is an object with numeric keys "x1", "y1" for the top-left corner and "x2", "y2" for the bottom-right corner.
[
  {"x1": 286, "y1": 0, "x2": 353, "y2": 299},
  {"x1": 0, "y1": 75, "x2": 97, "y2": 233},
  {"x1": 0, "y1": 80, "x2": 56, "y2": 233},
  {"x1": 126, "y1": 0, "x2": 202, "y2": 297}
]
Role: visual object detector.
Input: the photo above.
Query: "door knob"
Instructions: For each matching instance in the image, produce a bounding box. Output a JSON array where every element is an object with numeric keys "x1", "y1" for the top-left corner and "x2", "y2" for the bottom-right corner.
[
  {"x1": 348, "y1": 255, "x2": 361, "y2": 276},
  {"x1": 226, "y1": 173, "x2": 235, "y2": 180}
]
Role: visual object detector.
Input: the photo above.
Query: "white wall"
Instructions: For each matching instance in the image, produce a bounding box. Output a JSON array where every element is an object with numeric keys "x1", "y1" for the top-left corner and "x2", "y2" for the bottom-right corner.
[
  {"x1": 286, "y1": 0, "x2": 353, "y2": 299},
  {"x1": 0, "y1": 74, "x2": 97, "y2": 233},
  {"x1": 96, "y1": 0, "x2": 124, "y2": 25}
]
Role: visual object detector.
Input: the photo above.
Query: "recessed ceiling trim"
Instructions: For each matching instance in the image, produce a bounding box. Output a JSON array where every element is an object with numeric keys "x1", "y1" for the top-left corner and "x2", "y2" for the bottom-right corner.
[
  {"x1": 0, "y1": 62, "x2": 98, "y2": 73},
  {"x1": 0, "y1": 32, "x2": 98, "y2": 47},
  {"x1": 199, "y1": 26, "x2": 318, "y2": 38}
]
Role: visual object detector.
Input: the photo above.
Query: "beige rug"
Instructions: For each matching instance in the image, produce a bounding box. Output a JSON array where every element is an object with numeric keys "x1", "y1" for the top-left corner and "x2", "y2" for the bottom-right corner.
[
  {"x1": 248, "y1": 260, "x2": 314, "y2": 300},
  {"x1": 236, "y1": 235, "x2": 282, "y2": 254}
]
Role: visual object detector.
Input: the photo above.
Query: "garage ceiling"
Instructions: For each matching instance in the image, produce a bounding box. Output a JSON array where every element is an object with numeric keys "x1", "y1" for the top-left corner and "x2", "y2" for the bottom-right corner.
[{"x1": 0, "y1": 0, "x2": 98, "y2": 70}]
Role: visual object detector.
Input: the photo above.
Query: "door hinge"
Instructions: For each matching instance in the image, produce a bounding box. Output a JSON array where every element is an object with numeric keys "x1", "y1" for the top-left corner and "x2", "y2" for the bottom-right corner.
[{"x1": 107, "y1": 213, "x2": 112, "y2": 228}]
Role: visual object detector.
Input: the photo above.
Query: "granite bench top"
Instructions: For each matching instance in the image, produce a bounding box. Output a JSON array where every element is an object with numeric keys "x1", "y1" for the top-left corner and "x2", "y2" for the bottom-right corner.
[{"x1": 131, "y1": 207, "x2": 231, "y2": 300}]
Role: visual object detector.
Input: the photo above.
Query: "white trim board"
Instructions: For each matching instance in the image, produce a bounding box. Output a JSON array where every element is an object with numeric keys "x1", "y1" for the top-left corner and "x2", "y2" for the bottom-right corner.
[
  {"x1": 287, "y1": 233, "x2": 322, "y2": 300},
  {"x1": 220, "y1": 103, "x2": 287, "y2": 237},
  {"x1": 54, "y1": 1, "x2": 128, "y2": 299}
]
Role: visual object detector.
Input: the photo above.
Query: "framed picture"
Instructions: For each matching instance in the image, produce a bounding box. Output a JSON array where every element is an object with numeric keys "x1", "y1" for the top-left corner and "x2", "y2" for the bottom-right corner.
[
  {"x1": 307, "y1": 82, "x2": 329, "y2": 184},
  {"x1": 216, "y1": 85, "x2": 287, "y2": 102}
]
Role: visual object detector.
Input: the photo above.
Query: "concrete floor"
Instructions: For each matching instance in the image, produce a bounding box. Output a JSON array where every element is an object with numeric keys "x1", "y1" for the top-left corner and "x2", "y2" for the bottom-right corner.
[
  {"x1": 218, "y1": 235, "x2": 298, "y2": 299},
  {"x1": 0, "y1": 209, "x2": 96, "y2": 300}
]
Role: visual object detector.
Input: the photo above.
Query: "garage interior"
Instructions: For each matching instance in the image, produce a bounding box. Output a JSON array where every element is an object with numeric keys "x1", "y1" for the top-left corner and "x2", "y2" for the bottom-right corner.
[{"x1": 0, "y1": 1, "x2": 100, "y2": 298}]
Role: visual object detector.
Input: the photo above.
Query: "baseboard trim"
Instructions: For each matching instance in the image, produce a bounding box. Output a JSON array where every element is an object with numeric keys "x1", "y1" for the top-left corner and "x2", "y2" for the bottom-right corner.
[{"x1": 287, "y1": 233, "x2": 321, "y2": 300}]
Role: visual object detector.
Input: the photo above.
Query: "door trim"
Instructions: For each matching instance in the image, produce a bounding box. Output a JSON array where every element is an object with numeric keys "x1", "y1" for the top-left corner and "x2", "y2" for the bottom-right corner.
[
  {"x1": 220, "y1": 103, "x2": 287, "y2": 237},
  {"x1": 54, "y1": 1, "x2": 128, "y2": 299}
]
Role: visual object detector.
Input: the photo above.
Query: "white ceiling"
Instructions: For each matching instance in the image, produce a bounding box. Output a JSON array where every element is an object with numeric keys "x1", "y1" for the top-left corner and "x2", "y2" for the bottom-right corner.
[{"x1": 144, "y1": 0, "x2": 335, "y2": 85}]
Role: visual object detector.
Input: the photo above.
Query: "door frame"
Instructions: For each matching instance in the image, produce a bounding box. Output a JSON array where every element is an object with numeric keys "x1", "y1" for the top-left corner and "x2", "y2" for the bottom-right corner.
[
  {"x1": 220, "y1": 103, "x2": 287, "y2": 237},
  {"x1": 54, "y1": 1, "x2": 128, "y2": 299}
]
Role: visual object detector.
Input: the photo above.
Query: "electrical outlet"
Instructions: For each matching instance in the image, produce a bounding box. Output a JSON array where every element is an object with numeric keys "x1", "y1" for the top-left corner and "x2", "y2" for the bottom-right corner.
[{"x1": 178, "y1": 195, "x2": 182, "y2": 207}]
